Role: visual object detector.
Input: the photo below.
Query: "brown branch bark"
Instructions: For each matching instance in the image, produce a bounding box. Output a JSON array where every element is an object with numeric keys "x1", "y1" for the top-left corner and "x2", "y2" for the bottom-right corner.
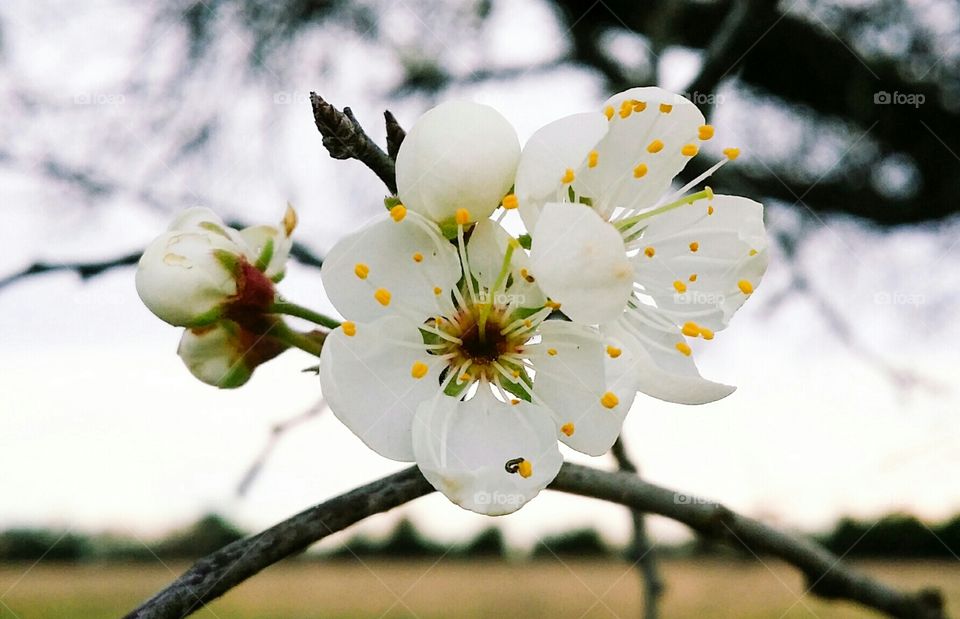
[{"x1": 124, "y1": 464, "x2": 947, "y2": 619}]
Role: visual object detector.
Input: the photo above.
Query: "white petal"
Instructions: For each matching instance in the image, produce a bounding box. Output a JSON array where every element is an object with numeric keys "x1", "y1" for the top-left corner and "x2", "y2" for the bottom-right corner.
[
  {"x1": 320, "y1": 315, "x2": 443, "y2": 462},
  {"x1": 396, "y1": 101, "x2": 520, "y2": 224},
  {"x1": 529, "y1": 321, "x2": 637, "y2": 456},
  {"x1": 412, "y1": 389, "x2": 562, "y2": 515},
  {"x1": 466, "y1": 219, "x2": 546, "y2": 308},
  {"x1": 529, "y1": 203, "x2": 633, "y2": 324},
  {"x1": 177, "y1": 321, "x2": 253, "y2": 388},
  {"x1": 239, "y1": 224, "x2": 292, "y2": 280},
  {"x1": 605, "y1": 311, "x2": 735, "y2": 405},
  {"x1": 633, "y1": 195, "x2": 768, "y2": 331},
  {"x1": 321, "y1": 214, "x2": 461, "y2": 323},
  {"x1": 167, "y1": 207, "x2": 226, "y2": 232},
  {"x1": 135, "y1": 229, "x2": 241, "y2": 327},
  {"x1": 578, "y1": 88, "x2": 704, "y2": 214},
  {"x1": 514, "y1": 112, "x2": 608, "y2": 231}
]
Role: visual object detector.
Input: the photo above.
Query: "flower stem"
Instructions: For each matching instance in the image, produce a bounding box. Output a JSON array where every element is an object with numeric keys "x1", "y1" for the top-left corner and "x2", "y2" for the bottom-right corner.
[
  {"x1": 271, "y1": 301, "x2": 341, "y2": 330},
  {"x1": 271, "y1": 322, "x2": 325, "y2": 357}
]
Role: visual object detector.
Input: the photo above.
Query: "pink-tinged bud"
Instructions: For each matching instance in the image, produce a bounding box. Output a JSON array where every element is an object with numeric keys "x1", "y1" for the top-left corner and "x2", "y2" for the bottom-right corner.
[{"x1": 177, "y1": 320, "x2": 286, "y2": 388}]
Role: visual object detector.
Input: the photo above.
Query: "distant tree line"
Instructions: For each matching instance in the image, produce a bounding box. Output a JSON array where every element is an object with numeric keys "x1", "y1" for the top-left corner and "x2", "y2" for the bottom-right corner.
[{"x1": 2, "y1": 512, "x2": 958, "y2": 563}]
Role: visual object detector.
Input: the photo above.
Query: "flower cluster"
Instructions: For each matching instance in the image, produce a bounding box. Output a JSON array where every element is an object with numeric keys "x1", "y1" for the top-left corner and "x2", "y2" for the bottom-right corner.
[{"x1": 319, "y1": 87, "x2": 768, "y2": 515}]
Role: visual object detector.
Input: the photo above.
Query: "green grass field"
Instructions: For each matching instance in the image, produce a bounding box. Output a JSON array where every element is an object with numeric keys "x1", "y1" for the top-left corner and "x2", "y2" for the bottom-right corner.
[{"x1": 0, "y1": 559, "x2": 956, "y2": 618}]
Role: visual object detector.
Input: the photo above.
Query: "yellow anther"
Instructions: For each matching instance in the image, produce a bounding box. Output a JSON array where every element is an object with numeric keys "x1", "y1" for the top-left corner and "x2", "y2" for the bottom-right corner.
[
  {"x1": 459, "y1": 373, "x2": 471, "y2": 382},
  {"x1": 517, "y1": 460, "x2": 533, "y2": 478},
  {"x1": 738, "y1": 280, "x2": 754, "y2": 295},
  {"x1": 511, "y1": 369, "x2": 520, "y2": 379},
  {"x1": 633, "y1": 163, "x2": 648, "y2": 178},
  {"x1": 681, "y1": 144, "x2": 699, "y2": 157},
  {"x1": 390, "y1": 204, "x2": 407, "y2": 222},
  {"x1": 433, "y1": 286, "x2": 442, "y2": 295},
  {"x1": 587, "y1": 150, "x2": 599, "y2": 168},
  {"x1": 547, "y1": 348, "x2": 558, "y2": 356},
  {"x1": 606, "y1": 345, "x2": 622, "y2": 358},
  {"x1": 700, "y1": 327, "x2": 715, "y2": 340},
  {"x1": 412, "y1": 252, "x2": 423, "y2": 263},
  {"x1": 689, "y1": 241, "x2": 699, "y2": 252},
  {"x1": 704, "y1": 186, "x2": 714, "y2": 200},
  {"x1": 283, "y1": 204, "x2": 298, "y2": 236},
  {"x1": 501, "y1": 194, "x2": 519, "y2": 210},
  {"x1": 600, "y1": 391, "x2": 619, "y2": 409},
  {"x1": 633, "y1": 101, "x2": 647, "y2": 112},
  {"x1": 689, "y1": 273, "x2": 698, "y2": 282},
  {"x1": 561, "y1": 422, "x2": 575, "y2": 437},
  {"x1": 546, "y1": 299, "x2": 561, "y2": 310},
  {"x1": 675, "y1": 342, "x2": 692, "y2": 356},
  {"x1": 723, "y1": 147, "x2": 740, "y2": 160},
  {"x1": 659, "y1": 103, "x2": 673, "y2": 113},
  {"x1": 644, "y1": 246, "x2": 655, "y2": 258},
  {"x1": 354, "y1": 263, "x2": 370, "y2": 279},
  {"x1": 561, "y1": 168, "x2": 576, "y2": 184},
  {"x1": 411, "y1": 361, "x2": 428, "y2": 379},
  {"x1": 342, "y1": 321, "x2": 357, "y2": 337},
  {"x1": 455, "y1": 208, "x2": 470, "y2": 225},
  {"x1": 619, "y1": 103, "x2": 633, "y2": 119},
  {"x1": 647, "y1": 139, "x2": 664, "y2": 153},
  {"x1": 673, "y1": 280, "x2": 687, "y2": 293},
  {"x1": 681, "y1": 322, "x2": 700, "y2": 337},
  {"x1": 604, "y1": 105, "x2": 614, "y2": 120},
  {"x1": 511, "y1": 399, "x2": 520, "y2": 406},
  {"x1": 523, "y1": 319, "x2": 532, "y2": 328},
  {"x1": 749, "y1": 249, "x2": 758, "y2": 256},
  {"x1": 707, "y1": 205, "x2": 715, "y2": 215},
  {"x1": 374, "y1": 288, "x2": 391, "y2": 306},
  {"x1": 698, "y1": 125, "x2": 715, "y2": 140}
]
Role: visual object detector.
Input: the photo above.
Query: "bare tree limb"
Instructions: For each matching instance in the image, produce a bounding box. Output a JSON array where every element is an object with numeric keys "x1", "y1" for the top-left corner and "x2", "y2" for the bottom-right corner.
[
  {"x1": 383, "y1": 110, "x2": 405, "y2": 161},
  {"x1": 611, "y1": 439, "x2": 664, "y2": 619},
  {"x1": 310, "y1": 92, "x2": 397, "y2": 193},
  {"x1": 125, "y1": 464, "x2": 947, "y2": 619}
]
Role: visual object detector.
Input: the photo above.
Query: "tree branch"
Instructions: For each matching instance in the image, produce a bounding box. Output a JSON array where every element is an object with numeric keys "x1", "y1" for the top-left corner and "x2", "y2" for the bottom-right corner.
[
  {"x1": 309, "y1": 92, "x2": 397, "y2": 193},
  {"x1": 125, "y1": 464, "x2": 946, "y2": 619},
  {"x1": 611, "y1": 439, "x2": 664, "y2": 619}
]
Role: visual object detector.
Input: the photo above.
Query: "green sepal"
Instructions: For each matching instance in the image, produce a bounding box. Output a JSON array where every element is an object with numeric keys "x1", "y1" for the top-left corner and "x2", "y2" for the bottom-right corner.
[
  {"x1": 198, "y1": 221, "x2": 232, "y2": 239},
  {"x1": 384, "y1": 195, "x2": 403, "y2": 211},
  {"x1": 213, "y1": 249, "x2": 241, "y2": 276},
  {"x1": 567, "y1": 185, "x2": 576, "y2": 202},
  {"x1": 517, "y1": 234, "x2": 532, "y2": 250},
  {"x1": 578, "y1": 196, "x2": 593, "y2": 207},
  {"x1": 443, "y1": 376, "x2": 471, "y2": 398},
  {"x1": 498, "y1": 363, "x2": 533, "y2": 402},
  {"x1": 255, "y1": 237, "x2": 275, "y2": 272}
]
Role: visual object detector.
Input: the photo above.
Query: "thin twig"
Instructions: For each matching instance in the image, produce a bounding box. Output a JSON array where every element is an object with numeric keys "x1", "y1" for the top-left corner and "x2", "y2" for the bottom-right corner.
[
  {"x1": 124, "y1": 464, "x2": 947, "y2": 619},
  {"x1": 384, "y1": 110, "x2": 405, "y2": 161},
  {"x1": 611, "y1": 438, "x2": 664, "y2": 619},
  {"x1": 309, "y1": 92, "x2": 397, "y2": 193}
]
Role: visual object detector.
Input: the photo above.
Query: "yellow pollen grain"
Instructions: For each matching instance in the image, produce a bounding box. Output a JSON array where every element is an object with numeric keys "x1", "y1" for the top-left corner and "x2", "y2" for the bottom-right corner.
[
  {"x1": 619, "y1": 102, "x2": 633, "y2": 119},
  {"x1": 708, "y1": 205, "x2": 715, "y2": 215},
  {"x1": 606, "y1": 345, "x2": 622, "y2": 358},
  {"x1": 342, "y1": 321, "x2": 357, "y2": 337},
  {"x1": 698, "y1": 125, "x2": 714, "y2": 140},
  {"x1": 354, "y1": 263, "x2": 370, "y2": 279},
  {"x1": 511, "y1": 369, "x2": 520, "y2": 379},
  {"x1": 587, "y1": 150, "x2": 599, "y2": 168},
  {"x1": 749, "y1": 249, "x2": 758, "y2": 256},
  {"x1": 523, "y1": 319, "x2": 532, "y2": 328},
  {"x1": 644, "y1": 246, "x2": 655, "y2": 258},
  {"x1": 547, "y1": 348, "x2": 558, "y2": 356},
  {"x1": 600, "y1": 391, "x2": 619, "y2": 409},
  {"x1": 455, "y1": 208, "x2": 470, "y2": 225},
  {"x1": 459, "y1": 373, "x2": 471, "y2": 382},
  {"x1": 604, "y1": 105, "x2": 614, "y2": 120},
  {"x1": 689, "y1": 242, "x2": 699, "y2": 252},
  {"x1": 546, "y1": 300, "x2": 561, "y2": 310},
  {"x1": 633, "y1": 101, "x2": 647, "y2": 112},
  {"x1": 517, "y1": 460, "x2": 533, "y2": 478},
  {"x1": 738, "y1": 280, "x2": 754, "y2": 295},
  {"x1": 390, "y1": 204, "x2": 407, "y2": 222},
  {"x1": 501, "y1": 194, "x2": 519, "y2": 210},
  {"x1": 700, "y1": 327, "x2": 715, "y2": 340},
  {"x1": 723, "y1": 147, "x2": 740, "y2": 160},
  {"x1": 633, "y1": 163, "x2": 648, "y2": 178},
  {"x1": 561, "y1": 168, "x2": 576, "y2": 184},
  {"x1": 561, "y1": 423, "x2": 575, "y2": 437},
  {"x1": 520, "y1": 268, "x2": 529, "y2": 278},
  {"x1": 647, "y1": 139, "x2": 664, "y2": 154},
  {"x1": 689, "y1": 273, "x2": 698, "y2": 282},
  {"x1": 682, "y1": 322, "x2": 700, "y2": 337},
  {"x1": 659, "y1": 103, "x2": 673, "y2": 114},
  {"x1": 433, "y1": 286, "x2": 442, "y2": 295},
  {"x1": 412, "y1": 252, "x2": 423, "y2": 263},
  {"x1": 374, "y1": 288, "x2": 391, "y2": 306},
  {"x1": 681, "y1": 144, "x2": 699, "y2": 157},
  {"x1": 675, "y1": 342, "x2": 692, "y2": 356},
  {"x1": 510, "y1": 399, "x2": 520, "y2": 406},
  {"x1": 673, "y1": 280, "x2": 687, "y2": 293},
  {"x1": 411, "y1": 361, "x2": 428, "y2": 379}
]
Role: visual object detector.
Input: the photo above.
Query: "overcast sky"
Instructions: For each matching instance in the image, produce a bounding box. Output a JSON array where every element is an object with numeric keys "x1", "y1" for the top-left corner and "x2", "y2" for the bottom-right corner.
[{"x1": 1, "y1": 0, "x2": 959, "y2": 548}]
